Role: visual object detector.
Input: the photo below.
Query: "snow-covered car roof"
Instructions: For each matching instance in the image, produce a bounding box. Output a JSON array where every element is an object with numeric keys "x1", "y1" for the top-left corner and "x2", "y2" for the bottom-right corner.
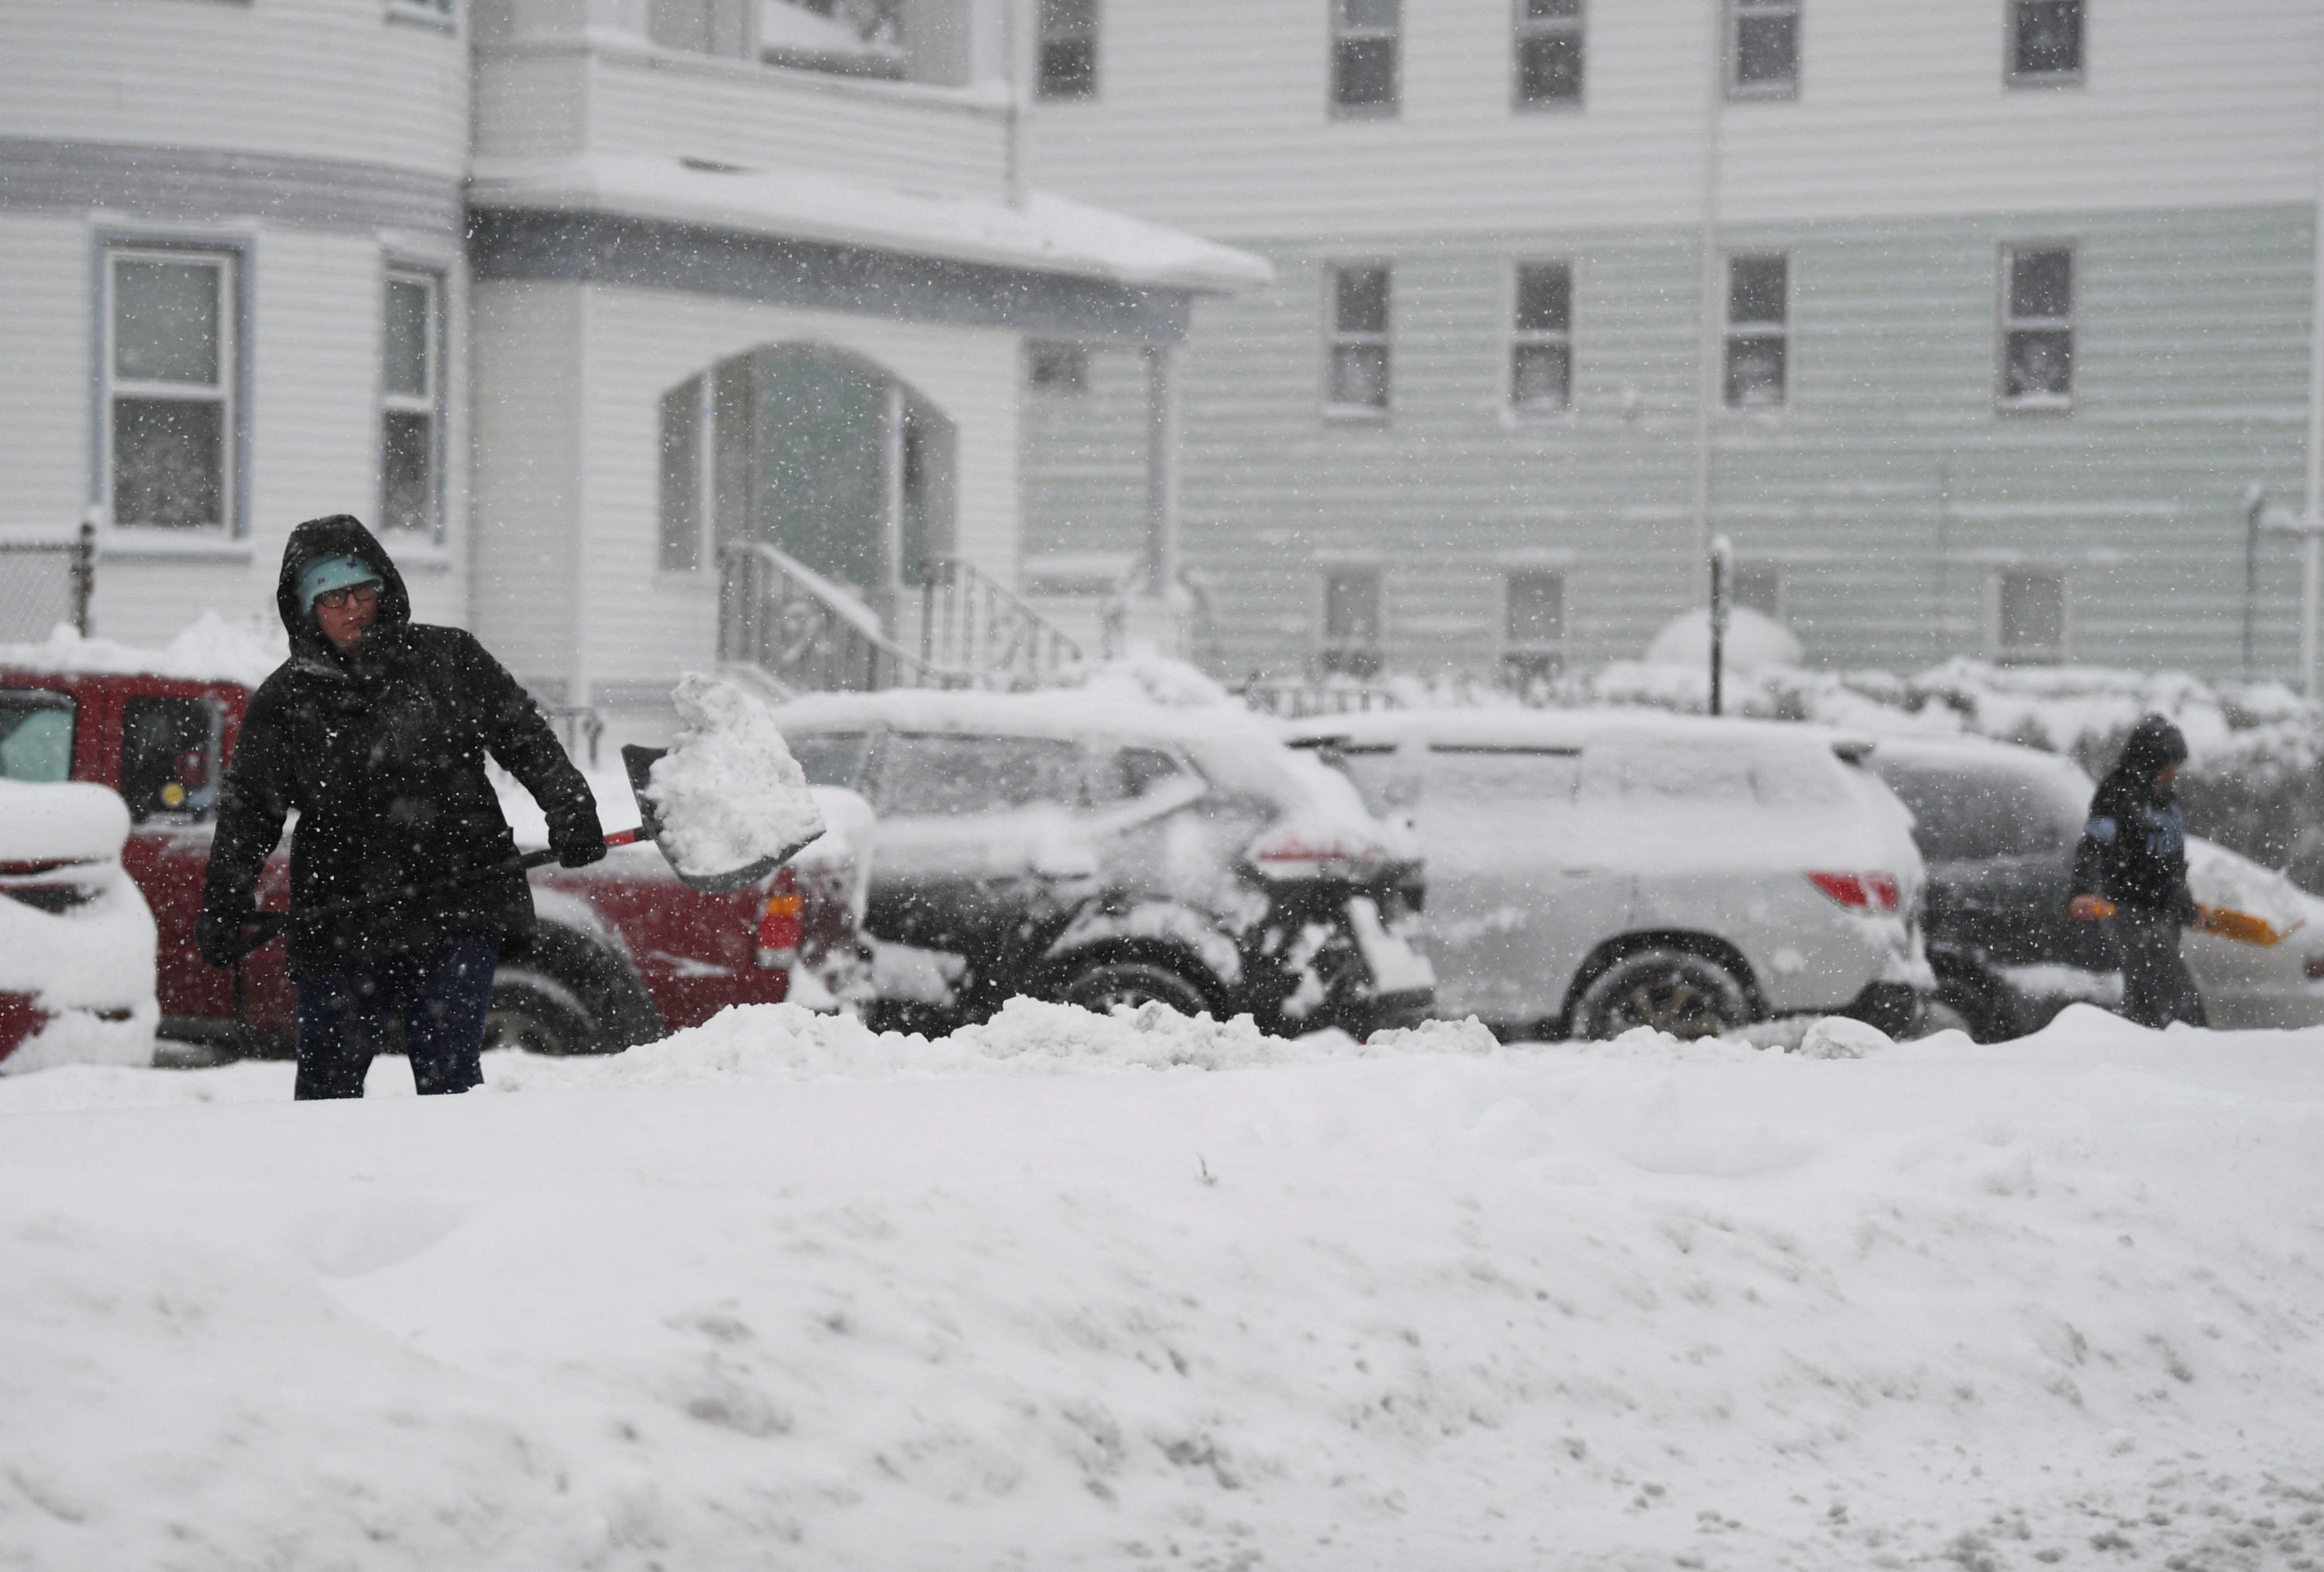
[
  {"x1": 1281, "y1": 706, "x2": 1862, "y2": 758},
  {"x1": 1861, "y1": 731, "x2": 2097, "y2": 791},
  {"x1": 0, "y1": 780, "x2": 129, "y2": 864},
  {"x1": 0, "y1": 613, "x2": 287, "y2": 690}
]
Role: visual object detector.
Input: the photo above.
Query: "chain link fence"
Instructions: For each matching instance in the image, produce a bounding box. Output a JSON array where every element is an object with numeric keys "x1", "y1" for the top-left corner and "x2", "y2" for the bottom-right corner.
[{"x1": 0, "y1": 524, "x2": 95, "y2": 644}]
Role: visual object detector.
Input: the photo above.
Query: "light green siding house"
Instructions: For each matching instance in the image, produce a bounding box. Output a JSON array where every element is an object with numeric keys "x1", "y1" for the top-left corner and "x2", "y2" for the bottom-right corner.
[{"x1": 1019, "y1": 0, "x2": 2324, "y2": 685}]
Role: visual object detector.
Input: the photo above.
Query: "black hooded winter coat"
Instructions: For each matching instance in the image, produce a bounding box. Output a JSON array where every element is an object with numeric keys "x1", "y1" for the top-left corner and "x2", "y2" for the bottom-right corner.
[
  {"x1": 2069, "y1": 714, "x2": 2197, "y2": 921},
  {"x1": 197, "y1": 514, "x2": 602, "y2": 977}
]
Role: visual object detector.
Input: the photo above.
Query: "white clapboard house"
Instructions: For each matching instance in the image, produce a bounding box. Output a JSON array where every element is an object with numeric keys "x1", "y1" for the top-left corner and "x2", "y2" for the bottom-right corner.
[{"x1": 0, "y1": 0, "x2": 1265, "y2": 731}]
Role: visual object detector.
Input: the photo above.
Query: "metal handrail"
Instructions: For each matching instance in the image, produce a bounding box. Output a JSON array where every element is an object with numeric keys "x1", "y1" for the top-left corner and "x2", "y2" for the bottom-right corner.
[
  {"x1": 718, "y1": 542, "x2": 959, "y2": 693},
  {"x1": 917, "y1": 555, "x2": 1084, "y2": 687}
]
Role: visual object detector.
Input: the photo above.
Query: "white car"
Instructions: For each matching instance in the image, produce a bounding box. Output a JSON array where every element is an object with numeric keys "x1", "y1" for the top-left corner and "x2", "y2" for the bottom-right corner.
[
  {"x1": 0, "y1": 779, "x2": 160, "y2": 1072},
  {"x1": 1284, "y1": 710, "x2": 1930, "y2": 1040}
]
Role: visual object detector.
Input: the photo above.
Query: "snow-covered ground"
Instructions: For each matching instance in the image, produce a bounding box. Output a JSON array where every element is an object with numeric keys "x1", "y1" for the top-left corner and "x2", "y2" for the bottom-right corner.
[{"x1": 4, "y1": 1001, "x2": 2322, "y2": 1570}]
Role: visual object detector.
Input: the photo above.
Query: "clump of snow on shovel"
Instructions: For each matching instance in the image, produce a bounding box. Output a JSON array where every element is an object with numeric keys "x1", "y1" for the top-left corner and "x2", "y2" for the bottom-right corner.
[{"x1": 646, "y1": 675, "x2": 824, "y2": 883}]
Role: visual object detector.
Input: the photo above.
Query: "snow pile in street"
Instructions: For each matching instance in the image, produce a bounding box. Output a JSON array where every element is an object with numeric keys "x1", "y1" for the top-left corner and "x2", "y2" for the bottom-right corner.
[
  {"x1": 644, "y1": 673, "x2": 825, "y2": 885},
  {"x1": 0, "y1": 610, "x2": 286, "y2": 689},
  {"x1": 5, "y1": 1002, "x2": 2324, "y2": 1570}
]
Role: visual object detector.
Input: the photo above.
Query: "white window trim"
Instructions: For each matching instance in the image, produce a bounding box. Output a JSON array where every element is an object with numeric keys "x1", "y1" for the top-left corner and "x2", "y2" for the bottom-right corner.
[
  {"x1": 1721, "y1": 249, "x2": 1790, "y2": 414},
  {"x1": 2006, "y1": 0, "x2": 2083, "y2": 88},
  {"x1": 380, "y1": 263, "x2": 446, "y2": 542},
  {"x1": 1986, "y1": 565, "x2": 2071, "y2": 663},
  {"x1": 1996, "y1": 239, "x2": 2076, "y2": 414},
  {"x1": 96, "y1": 239, "x2": 245, "y2": 541},
  {"x1": 1329, "y1": 0, "x2": 1401, "y2": 119},
  {"x1": 1508, "y1": 257, "x2": 1575, "y2": 418},
  {"x1": 1323, "y1": 260, "x2": 1393, "y2": 421},
  {"x1": 1511, "y1": 0, "x2": 1585, "y2": 112},
  {"x1": 1498, "y1": 566, "x2": 1569, "y2": 668},
  {"x1": 1726, "y1": 0, "x2": 1798, "y2": 100}
]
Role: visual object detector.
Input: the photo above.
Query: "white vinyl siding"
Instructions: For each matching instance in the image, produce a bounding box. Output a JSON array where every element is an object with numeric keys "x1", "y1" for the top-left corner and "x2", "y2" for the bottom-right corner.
[
  {"x1": 1728, "y1": 0, "x2": 1797, "y2": 98},
  {"x1": 1330, "y1": 0, "x2": 1399, "y2": 117},
  {"x1": 103, "y1": 246, "x2": 237, "y2": 532},
  {"x1": 1722, "y1": 252, "x2": 1788, "y2": 410},
  {"x1": 1509, "y1": 260, "x2": 1573, "y2": 414},
  {"x1": 1026, "y1": 339, "x2": 1091, "y2": 394},
  {"x1": 380, "y1": 267, "x2": 443, "y2": 536},
  {"x1": 1512, "y1": 0, "x2": 1583, "y2": 108},
  {"x1": 1731, "y1": 563, "x2": 1783, "y2": 618},
  {"x1": 1325, "y1": 263, "x2": 1392, "y2": 415},
  {"x1": 1999, "y1": 243, "x2": 2075, "y2": 410}
]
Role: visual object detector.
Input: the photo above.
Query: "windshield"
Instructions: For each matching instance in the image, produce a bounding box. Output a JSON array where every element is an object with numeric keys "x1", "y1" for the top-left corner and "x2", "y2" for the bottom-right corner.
[
  {"x1": 0, "y1": 689, "x2": 75, "y2": 783},
  {"x1": 1873, "y1": 757, "x2": 2088, "y2": 862}
]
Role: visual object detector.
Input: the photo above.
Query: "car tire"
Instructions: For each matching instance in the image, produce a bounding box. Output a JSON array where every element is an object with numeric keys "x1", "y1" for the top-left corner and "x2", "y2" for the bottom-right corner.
[
  {"x1": 482, "y1": 966, "x2": 600, "y2": 1057},
  {"x1": 1055, "y1": 959, "x2": 1212, "y2": 1018},
  {"x1": 1573, "y1": 948, "x2": 1751, "y2": 1041}
]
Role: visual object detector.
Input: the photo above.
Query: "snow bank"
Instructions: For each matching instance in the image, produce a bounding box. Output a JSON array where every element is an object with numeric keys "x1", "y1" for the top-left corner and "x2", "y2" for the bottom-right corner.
[
  {"x1": 1643, "y1": 604, "x2": 1805, "y2": 672},
  {"x1": 0, "y1": 783, "x2": 156, "y2": 1073},
  {"x1": 645, "y1": 674, "x2": 825, "y2": 885},
  {"x1": 2, "y1": 1003, "x2": 2322, "y2": 1569},
  {"x1": 0, "y1": 611, "x2": 285, "y2": 690}
]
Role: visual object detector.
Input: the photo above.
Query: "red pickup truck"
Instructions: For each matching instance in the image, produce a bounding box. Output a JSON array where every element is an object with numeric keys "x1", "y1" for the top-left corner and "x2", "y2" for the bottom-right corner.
[{"x1": 0, "y1": 657, "x2": 867, "y2": 1058}]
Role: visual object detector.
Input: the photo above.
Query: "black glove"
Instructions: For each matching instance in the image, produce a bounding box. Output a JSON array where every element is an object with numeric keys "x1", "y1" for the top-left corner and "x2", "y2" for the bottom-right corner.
[
  {"x1": 196, "y1": 904, "x2": 252, "y2": 968},
  {"x1": 552, "y1": 824, "x2": 607, "y2": 869}
]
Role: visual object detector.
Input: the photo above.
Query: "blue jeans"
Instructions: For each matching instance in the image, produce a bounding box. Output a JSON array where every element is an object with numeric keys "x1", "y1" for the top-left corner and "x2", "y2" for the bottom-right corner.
[{"x1": 294, "y1": 933, "x2": 501, "y2": 1100}]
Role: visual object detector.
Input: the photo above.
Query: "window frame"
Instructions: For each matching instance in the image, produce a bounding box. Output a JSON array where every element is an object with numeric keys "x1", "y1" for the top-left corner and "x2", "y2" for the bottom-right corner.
[
  {"x1": 379, "y1": 262, "x2": 446, "y2": 542},
  {"x1": 1511, "y1": 0, "x2": 1585, "y2": 111},
  {"x1": 1499, "y1": 566, "x2": 1567, "y2": 681},
  {"x1": 1317, "y1": 561, "x2": 1385, "y2": 677},
  {"x1": 1989, "y1": 566, "x2": 2070, "y2": 664},
  {"x1": 2006, "y1": 0, "x2": 2083, "y2": 88},
  {"x1": 1508, "y1": 258, "x2": 1575, "y2": 418},
  {"x1": 1035, "y1": 0, "x2": 1098, "y2": 101},
  {"x1": 1726, "y1": 0, "x2": 1799, "y2": 100},
  {"x1": 1323, "y1": 260, "x2": 1394, "y2": 420},
  {"x1": 1996, "y1": 240, "x2": 2076, "y2": 414},
  {"x1": 1025, "y1": 339, "x2": 1091, "y2": 397},
  {"x1": 1329, "y1": 0, "x2": 1401, "y2": 119},
  {"x1": 95, "y1": 236, "x2": 250, "y2": 541},
  {"x1": 1721, "y1": 250, "x2": 1790, "y2": 413}
]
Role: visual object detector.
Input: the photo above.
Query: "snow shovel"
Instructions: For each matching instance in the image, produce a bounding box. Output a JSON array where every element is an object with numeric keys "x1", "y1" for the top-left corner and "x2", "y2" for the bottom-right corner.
[{"x1": 2084, "y1": 899, "x2": 2299, "y2": 948}]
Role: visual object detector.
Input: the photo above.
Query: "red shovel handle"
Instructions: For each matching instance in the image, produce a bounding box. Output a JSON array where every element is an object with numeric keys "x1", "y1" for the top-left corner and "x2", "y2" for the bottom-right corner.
[{"x1": 604, "y1": 827, "x2": 646, "y2": 848}]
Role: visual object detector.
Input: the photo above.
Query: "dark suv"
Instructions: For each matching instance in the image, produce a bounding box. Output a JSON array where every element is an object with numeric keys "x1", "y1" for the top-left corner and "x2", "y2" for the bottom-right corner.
[{"x1": 774, "y1": 691, "x2": 1435, "y2": 1037}]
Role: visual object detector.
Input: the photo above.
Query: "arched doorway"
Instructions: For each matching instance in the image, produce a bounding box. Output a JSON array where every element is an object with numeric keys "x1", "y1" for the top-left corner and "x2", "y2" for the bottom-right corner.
[{"x1": 658, "y1": 342, "x2": 956, "y2": 624}]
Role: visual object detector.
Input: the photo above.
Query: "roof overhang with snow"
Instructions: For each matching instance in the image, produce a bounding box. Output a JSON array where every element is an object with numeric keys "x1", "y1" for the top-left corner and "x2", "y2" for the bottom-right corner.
[{"x1": 466, "y1": 156, "x2": 1271, "y2": 346}]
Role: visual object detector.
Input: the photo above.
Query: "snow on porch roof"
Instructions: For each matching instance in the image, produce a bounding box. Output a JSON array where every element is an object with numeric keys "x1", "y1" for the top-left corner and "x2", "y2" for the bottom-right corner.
[{"x1": 466, "y1": 156, "x2": 1273, "y2": 297}]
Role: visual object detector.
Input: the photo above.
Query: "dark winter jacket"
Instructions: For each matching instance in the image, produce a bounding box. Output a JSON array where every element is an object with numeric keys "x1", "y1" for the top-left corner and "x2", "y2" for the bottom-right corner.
[
  {"x1": 2069, "y1": 714, "x2": 2198, "y2": 923},
  {"x1": 197, "y1": 515, "x2": 602, "y2": 977}
]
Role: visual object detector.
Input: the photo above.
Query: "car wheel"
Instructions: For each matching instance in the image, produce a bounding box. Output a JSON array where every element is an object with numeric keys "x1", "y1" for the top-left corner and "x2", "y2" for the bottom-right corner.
[
  {"x1": 1911, "y1": 999, "x2": 1977, "y2": 1039},
  {"x1": 1573, "y1": 949, "x2": 1750, "y2": 1041},
  {"x1": 482, "y1": 967, "x2": 600, "y2": 1057},
  {"x1": 1056, "y1": 959, "x2": 1212, "y2": 1018}
]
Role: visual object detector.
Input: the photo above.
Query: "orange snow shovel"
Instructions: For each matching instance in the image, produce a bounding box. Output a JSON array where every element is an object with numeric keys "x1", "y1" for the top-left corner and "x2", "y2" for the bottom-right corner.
[{"x1": 2083, "y1": 899, "x2": 2298, "y2": 948}]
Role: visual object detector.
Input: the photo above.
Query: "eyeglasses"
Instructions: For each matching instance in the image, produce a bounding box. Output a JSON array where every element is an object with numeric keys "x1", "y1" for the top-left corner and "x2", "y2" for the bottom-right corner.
[{"x1": 315, "y1": 583, "x2": 380, "y2": 611}]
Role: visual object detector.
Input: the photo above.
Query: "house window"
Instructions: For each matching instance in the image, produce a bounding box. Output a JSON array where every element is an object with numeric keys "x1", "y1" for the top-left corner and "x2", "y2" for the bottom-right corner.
[
  {"x1": 1728, "y1": 0, "x2": 1797, "y2": 97},
  {"x1": 1996, "y1": 569, "x2": 2067, "y2": 662},
  {"x1": 105, "y1": 246, "x2": 236, "y2": 531},
  {"x1": 1514, "y1": 0, "x2": 1583, "y2": 107},
  {"x1": 658, "y1": 375, "x2": 710, "y2": 572},
  {"x1": 1723, "y1": 253, "x2": 1788, "y2": 410},
  {"x1": 1326, "y1": 264, "x2": 1391, "y2": 414},
  {"x1": 387, "y1": 0, "x2": 456, "y2": 22},
  {"x1": 1999, "y1": 246, "x2": 2074, "y2": 409},
  {"x1": 1331, "y1": 0, "x2": 1399, "y2": 117},
  {"x1": 2008, "y1": 0, "x2": 2082, "y2": 84},
  {"x1": 1502, "y1": 568, "x2": 1565, "y2": 680},
  {"x1": 1037, "y1": 0, "x2": 1096, "y2": 100},
  {"x1": 1510, "y1": 260, "x2": 1573, "y2": 414},
  {"x1": 380, "y1": 268, "x2": 442, "y2": 536},
  {"x1": 1319, "y1": 566, "x2": 1383, "y2": 676},
  {"x1": 1026, "y1": 339, "x2": 1089, "y2": 395},
  {"x1": 1731, "y1": 563, "x2": 1783, "y2": 619}
]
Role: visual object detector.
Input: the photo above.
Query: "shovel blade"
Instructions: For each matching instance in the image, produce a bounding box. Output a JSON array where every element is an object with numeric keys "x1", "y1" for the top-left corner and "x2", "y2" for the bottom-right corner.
[{"x1": 619, "y1": 742, "x2": 823, "y2": 893}]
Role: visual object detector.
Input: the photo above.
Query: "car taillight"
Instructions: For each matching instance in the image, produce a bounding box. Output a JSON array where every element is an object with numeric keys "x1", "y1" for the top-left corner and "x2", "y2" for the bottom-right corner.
[
  {"x1": 1808, "y1": 871, "x2": 1902, "y2": 912},
  {"x1": 2305, "y1": 955, "x2": 2324, "y2": 982},
  {"x1": 755, "y1": 868, "x2": 803, "y2": 972},
  {"x1": 1246, "y1": 827, "x2": 1388, "y2": 883}
]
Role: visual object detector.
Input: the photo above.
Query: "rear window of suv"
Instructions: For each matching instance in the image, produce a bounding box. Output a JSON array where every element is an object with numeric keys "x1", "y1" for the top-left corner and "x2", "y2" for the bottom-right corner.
[
  {"x1": 1875, "y1": 759, "x2": 2087, "y2": 862},
  {"x1": 877, "y1": 733, "x2": 1086, "y2": 816},
  {"x1": 0, "y1": 689, "x2": 74, "y2": 783},
  {"x1": 788, "y1": 731, "x2": 870, "y2": 790}
]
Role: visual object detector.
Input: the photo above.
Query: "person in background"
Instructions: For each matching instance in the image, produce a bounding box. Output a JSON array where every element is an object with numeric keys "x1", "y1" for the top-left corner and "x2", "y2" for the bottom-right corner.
[
  {"x1": 194, "y1": 514, "x2": 605, "y2": 1099},
  {"x1": 2067, "y1": 714, "x2": 2219, "y2": 1029}
]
